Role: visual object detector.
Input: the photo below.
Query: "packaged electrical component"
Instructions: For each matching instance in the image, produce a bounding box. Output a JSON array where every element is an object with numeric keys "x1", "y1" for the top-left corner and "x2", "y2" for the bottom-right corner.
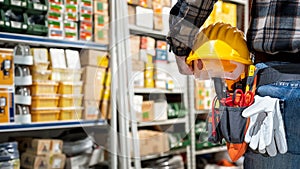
[
  {"x1": 0, "y1": 48, "x2": 13, "y2": 85},
  {"x1": 13, "y1": 45, "x2": 33, "y2": 65},
  {"x1": 14, "y1": 65, "x2": 32, "y2": 86}
]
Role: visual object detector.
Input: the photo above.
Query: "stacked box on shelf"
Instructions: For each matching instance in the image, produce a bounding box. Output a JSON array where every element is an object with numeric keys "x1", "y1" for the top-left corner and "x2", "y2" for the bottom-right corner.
[
  {"x1": 30, "y1": 48, "x2": 59, "y2": 122},
  {"x1": 26, "y1": 0, "x2": 49, "y2": 36},
  {"x1": 93, "y1": 0, "x2": 109, "y2": 44},
  {"x1": 48, "y1": 48, "x2": 84, "y2": 120},
  {"x1": 153, "y1": 40, "x2": 168, "y2": 90},
  {"x1": 64, "y1": 0, "x2": 79, "y2": 40},
  {"x1": 0, "y1": 49, "x2": 14, "y2": 123},
  {"x1": 79, "y1": 0, "x2": 93, "y2": 41},
  {"x1": 194, "y1": 80, "x2": 215, "y2": 110},
  {"x1": 130, "y1": 35, "x2": 144, "y2": 88},
  {"x1": 48, "y1": 0, "x2": 64, "y2": 39},
  {"x1": 21, "y1": 139, "x2": 66, "y2": 169},
  {"x1": 80, "y1": 49, "x2": 108, "y2": 120},
  {"x1": 140, "y1": 36, "x2": 155, "y2": 88}
]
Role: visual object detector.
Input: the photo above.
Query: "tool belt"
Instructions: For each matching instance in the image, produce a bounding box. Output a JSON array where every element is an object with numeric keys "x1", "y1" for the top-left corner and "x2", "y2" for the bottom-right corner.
[
  {"x1": 257, "y1": 63, "x2": 300, "y2": 87},
  {"x1": 254, "y1": 51, "x2": 300, "y2": 63}
]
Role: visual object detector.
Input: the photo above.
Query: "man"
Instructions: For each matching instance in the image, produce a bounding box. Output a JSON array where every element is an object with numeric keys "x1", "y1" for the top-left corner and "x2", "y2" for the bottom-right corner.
[{"x1": 167, "y1": 0, "x2": 300, "y2": 168}]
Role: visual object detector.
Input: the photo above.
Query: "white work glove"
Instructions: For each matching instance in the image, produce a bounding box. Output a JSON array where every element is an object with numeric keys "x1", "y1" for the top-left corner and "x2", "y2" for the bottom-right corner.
[{"x1": 242, "y1": 95, "x2": 288, "y2": 156}]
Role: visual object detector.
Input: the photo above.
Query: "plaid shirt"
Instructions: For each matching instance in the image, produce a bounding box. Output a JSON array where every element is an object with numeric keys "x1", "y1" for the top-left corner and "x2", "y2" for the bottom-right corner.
[{"x1": 168, "y1": 0, "x2": 300, "y2": 57}]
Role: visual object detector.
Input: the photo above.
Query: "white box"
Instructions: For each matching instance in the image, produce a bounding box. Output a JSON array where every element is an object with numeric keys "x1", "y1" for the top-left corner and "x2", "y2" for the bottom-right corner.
[
  {"x1": 65, "y1": 50, "x2": 81, "y2": 69},
  {"x1": 50, "y1": 48, "x2": 67, "y2": 69},
  {"x1": 154, "y1": 100, "x2": 168, "y2": 121},
  {"x1": 136, "y1": 6, "x2": 154, "y2": 29}
]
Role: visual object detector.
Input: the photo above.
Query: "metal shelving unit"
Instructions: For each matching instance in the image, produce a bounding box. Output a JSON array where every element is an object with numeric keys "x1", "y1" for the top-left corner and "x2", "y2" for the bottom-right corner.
[
  {"x1": 0, "y1": 120, "x2": 107, "y2": 132},
  {"x1": 134, "y1": 88, "x2": 183, "y2": 94},
  {"x1": 129, "y1": 25, "x2": 166, "y2": 40},
  {"x1": 195, "y1": 146, "x2": 227, "y2": 156},
  {"x1": 0, "y1": 32, "x2": 108, "y2": 50},
  {"x1": 136, "y1": 118, "x2": 186, "y2": 127},
  {"x1": 139, "y1": 148, "x2": 187, "y2": 161}
]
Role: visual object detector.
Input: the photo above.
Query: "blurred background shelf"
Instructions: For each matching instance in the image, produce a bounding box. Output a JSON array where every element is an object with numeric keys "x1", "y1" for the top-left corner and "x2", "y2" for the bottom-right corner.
[
  {"x1": 136, "y1": 117, "x2": 186, "y2": 127},
  {"x1": 195, "y1": 146, "x2": 227, "y2": 155},
  {"x1": 0, "y1": 119, "x2": 107, "y2": 132},
  {"x1": 134, "y1": 88, "x2": 183, "y2": 94},
  {"x1": 138, "y1": 147, "x2": 187, "y2": 161},
  {"x1": 0, "y1": 32, "x2": 108, "y2": 50}
]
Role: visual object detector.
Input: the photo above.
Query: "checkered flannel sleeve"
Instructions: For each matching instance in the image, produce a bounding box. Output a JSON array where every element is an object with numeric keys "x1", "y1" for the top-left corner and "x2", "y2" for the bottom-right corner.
[{"x1": 167, "y1": 0, "x2": 217, "y2": 57}]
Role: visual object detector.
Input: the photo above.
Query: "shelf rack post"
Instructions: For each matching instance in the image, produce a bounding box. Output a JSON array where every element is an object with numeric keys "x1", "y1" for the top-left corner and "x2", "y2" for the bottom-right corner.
[{"x1": 109, "y1": 0, "x2": 118, "y2": 168}]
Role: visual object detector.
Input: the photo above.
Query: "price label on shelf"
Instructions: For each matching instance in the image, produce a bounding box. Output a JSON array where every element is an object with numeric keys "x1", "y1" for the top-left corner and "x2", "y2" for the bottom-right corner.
[
  {"x1": 0, "y1": 21, "x2": 4, "y2": 25},
  {"x1": 11, "y1": 21, "x2": 21, "y2": 29},
  {"x1": 34, "y1": 3, "x2": 44, "y2": 10},
  {"x1": 11, "y1": 0, "x2": 21, "y2": 6}
]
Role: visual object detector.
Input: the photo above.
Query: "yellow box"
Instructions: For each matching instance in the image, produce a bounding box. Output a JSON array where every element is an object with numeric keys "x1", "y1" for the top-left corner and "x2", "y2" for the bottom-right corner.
[
  {"x1": 31, "y1": 70, "x2": 51, "y2": 81},
  {"x1": 31, "y1": 95, "x2": 59, "y2": 108},
  {"x1": 31, "y1": 62, "x2": 50, "y2": 71},
  {"x1": 31, "y1": 108, "x2": 60, "y2": 122},
  {"x1": 59, "y1": 94, "x2": 83, "y2": 107},
  {"x1": 144, "y1": 78, "x2": 154, "y2": 88},
  {"x1": 105, "y1": 70, "x2": 111, "y2": 87},
  {"x1": 31, "y1": 81, "x2": 59, "y2": 95},
  {"x1": 102, "y1": 87, "x2": 110, "y2": 101},
  {"x1": 60, "y1": 107, "x2": 83, "y2": 120},
  {"x1": 51, "y1": 68, "x2": 83, "y2": 82},
  {"x1": 58, "y1": 82, "x2": 83, "y2": 94},
  {"x1": 0, "y1": 48, "x2": 14, "y2": 85},
  {"x1": 0, "y1": 90, "x2": 12, "y2": 123},
  {"x1": 144, "y1": 69, "x2": 154, "y2": 79}
]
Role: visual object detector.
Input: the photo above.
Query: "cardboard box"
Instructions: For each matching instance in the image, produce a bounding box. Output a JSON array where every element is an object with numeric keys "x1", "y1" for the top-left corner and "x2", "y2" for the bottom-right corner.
[
  {"x1": 154, "y1": 100, "x2": 168, "y2": 121},
  {"x1": 65, "y1": 153, "x2": 90, "y2": 169},
  {"x1": 139, "y1": 0, "x2": 152, "y2": 8},
  {"x1": 83, "y1": 84, "x2": 104, "y2": 101},
  {"x1": 131, "y1": 59, "x2": 144, "y2": 72},
  {"x1": 0, "y1": 49, "x2": 14, "y2": 85},
  {"x1": 142, "y1": 101, "x2": 154, "y2": 121},
  {"x1": 155, "y1": 49, "x2": 168, "y2": 62},
  {"x1": 128, "y1": 5, "x2": 136, "y2": 25},
  {"x1": 135, "y1": 130, "x2": 170, "y2": 156},
  {"x1": 94, "y1": 26, "x2": 109, "y2": 44},
  {"x1": 83, "y1": 100, "x2": 100, "y2": 120},
  {"x1": 82, "y1": 66, "x2": 106, "y2": 86},
  {"x1": 133, "y1": 95, "x2": 143, "y2": 122},
  {"x1": 51, "y1": 140, "x2": 63, "y2": 154},
  {"x1": 100, "y1": 100, "x2": 110, "y2": 119},
  {"x1": 136, "y1": 6, "x2": 153, "y2": 29},
  {"x1": 94, "y1": 1, "x2": 109, "y2": 15},
  {"x1": 129, "y1": 35, "x2": 140, "y2": 59},
  {"x1": 131, "y1": 71, "x2": 144, "y2": 88},
  {"x1": 94, "y1": 14, "x2": 109, "y2": 27},
  {"x1": 28, "y1": 139, "x2": 51, "y2": 155},
  {"x1": 140, "y1": 36, "x2": 155, "y2": 50},
  {"x1": 21, "y1": 153, "x2": 49, "y2": 169},
  {"x1": 153, "y1": 3, "x2": 163, "y2": 30},
  {"x1": 49, "y1": 154, "x2": 66, "y2": 169},
  {"x1": 80, "y1": 50, "x2": 109, "y2": 67},
  {"x1": 156, "y1": 40, "x2": 167, "y2": 50}
]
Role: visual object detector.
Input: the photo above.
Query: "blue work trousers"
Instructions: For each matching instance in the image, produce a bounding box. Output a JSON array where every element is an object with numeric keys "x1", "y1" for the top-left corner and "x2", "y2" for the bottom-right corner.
[{"x1": 244, "y1": 62, "x2": 300, "y2": 169}]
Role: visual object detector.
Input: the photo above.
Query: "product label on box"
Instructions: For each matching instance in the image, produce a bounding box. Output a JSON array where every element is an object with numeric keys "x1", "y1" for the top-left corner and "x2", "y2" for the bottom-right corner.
[
  {"x1": 11, "y1": 0, "x2": 21, "y2": 6},
  {"x1": 34, "y1": 3, "x2": 44, "y2": 10},
  {"x1": 11, "y1": 21, "x2": 21, "y2": 29},
  {"x1": 52, "y1": 159, "x2": 62, "y2": 168}
]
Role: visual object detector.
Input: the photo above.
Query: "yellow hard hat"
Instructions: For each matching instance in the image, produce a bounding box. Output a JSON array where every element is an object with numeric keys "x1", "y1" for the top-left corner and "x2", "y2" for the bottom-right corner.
[
  {"x1": 186, "y1": 22, "x2": 253, "y2": 80},
  {"x1": 187, "y1": 22, "x2": 252, "y2": 65}
]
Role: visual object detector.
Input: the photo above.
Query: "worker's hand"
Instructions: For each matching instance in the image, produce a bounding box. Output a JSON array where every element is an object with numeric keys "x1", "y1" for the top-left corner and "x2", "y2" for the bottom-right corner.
[
  {"x1": 175, "y1": 56, "x2": 203, "y2": 75},
  {"x1": 242, "y1": 95, "x2": 287, "y2": 156}
]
